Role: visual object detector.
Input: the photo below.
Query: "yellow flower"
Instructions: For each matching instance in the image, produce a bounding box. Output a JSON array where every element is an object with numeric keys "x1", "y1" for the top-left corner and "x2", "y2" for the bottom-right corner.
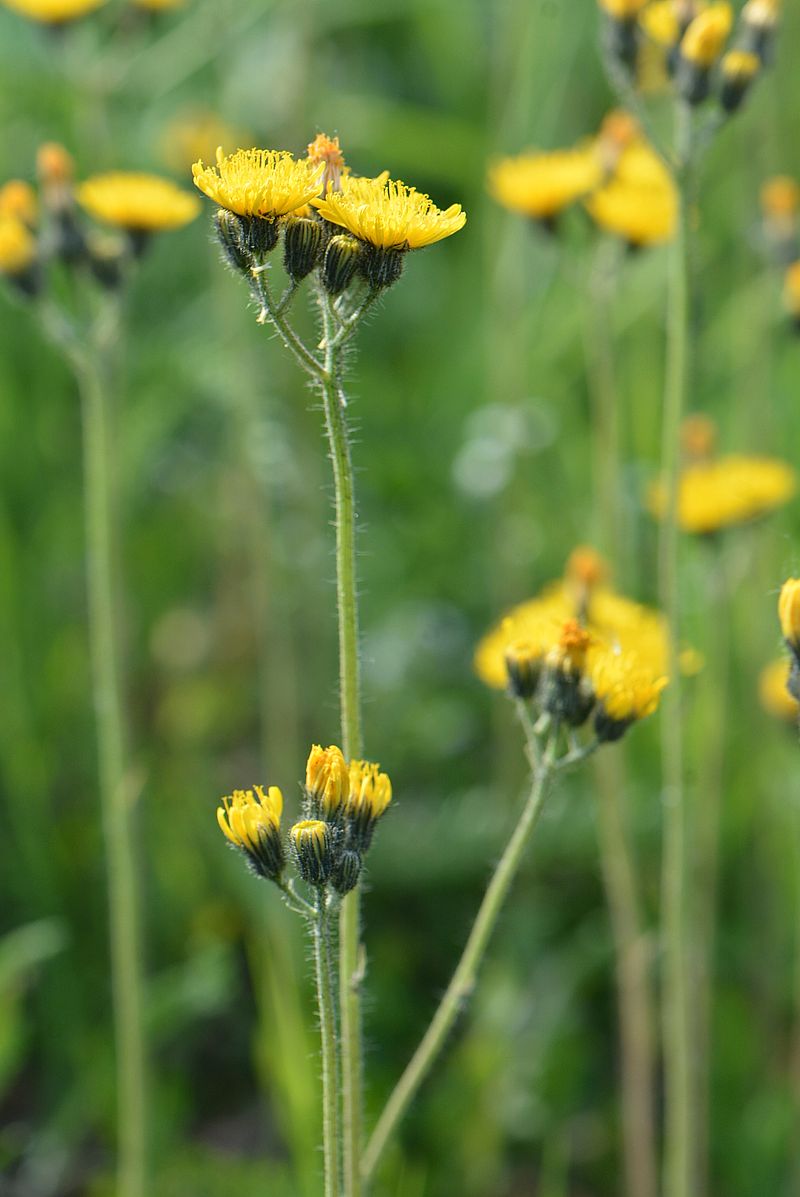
[
  {"x1": 134, "y1": 0, "x2": 184, "y2": 8},
  {"x1": 77, "y1": 172, "x2": 200, "y2": 232},
  {"x1": 290, "y1": 820, "x2": 333, "y2": 886},
  {"x1": 648, "y1": 456, "x2": 796, "y2": 534},
  {"x1": 488, "y1": 145, "x2": 603, "y2": 222},
  {"x1": 761, "y1": 176, "x2": 799, "y2": 220},
  {"x1": 588, "y1": 648, "x2": 668, "y2": 740},
  {"x1": 585, "y1": 138, "x2": 677, "y2": 245},
  {"x1": 680, "y1": 3, "x2": 732, "y2": 66},
  {"x1": 598, "y1": 0, "x2": 648, "y2": 16},
  {"x1": 0, "y1": 180, "x2": 37, "y2": 227},
  {"x1": 0, "y1": 0, "x2": 106, "y2": 21},
  {"x1": 759, "y1": 658, "x2": 798, "y2": 723},
  {"x1": 741, "y1": 0, "x2": 780, "y2": 33},
  {"x1": 0, "y1": 217, "x2": 36, "y2": 276},
  {"x1": 192, "y1": 147, "x2": 325, "y2": 220},
  {"x1": 640, "y1": 0, "x2": 682, "y2": 46},
  {"x1": 779, "y1": 579, "x2": 800, "y2": 650},
  {"x1": 345, "y1": 760, "x2": 392, "y2": 852},
  {"x1": 719, "y1": 50, "x2": 761, "y2": 112},
  {"x1": 217, "y1": 785, "x2": 285, "y2": 881},
  {"x1": 313, "y1": 173, "x2": 466, "y2": 252},
  {"x1": 783, "y1": 261, "x2": 800, "y2": 321},
  {"x1": 305, "y1": 743, "x2": 349, "y2": 819}
]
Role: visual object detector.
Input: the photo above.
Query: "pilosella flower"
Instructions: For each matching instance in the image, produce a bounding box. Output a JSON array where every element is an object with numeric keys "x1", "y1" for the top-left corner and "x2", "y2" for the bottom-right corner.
[
  {"x1": 719, "y1": 49, "x2": 761, "y2": 113},
  {"x1": 344, "y1": 760, "x2": 392, "y2": 854},
  {"x1": 0, "y1": 0, "x2": 106, "y2": 21},
  {"x1": 312, "y1": 173, "x2": 466, "y2": 290},
  {"x1": 305, "y1": 743, "x2": 349, "y2": 821},
  {"x1": 488, "y1": 146, "x2": 603, "y2": 229},
  {"x1": 588, "y1": 650, "x2": 667, "y2": 742},
  {"x1": 758, "y1": 658, "x2": 798, "y2": 723},
  {"x1": 193, "y1": 147, "x2": 325, "y2": 263},
  {"x1": 217, "y1": 784, "x2": 285, "y2": 882},
  {"x1": 78, "y1": 172, "x2": 200, "y2": 234},
  {"x1": 677, "y1": 3, "x2": 733, "y2": 101},
  {"x1": 0, "y1": 181, "x2": 37, "y2": 227},
  {"x1": 0, "y1": 218, "x2": 39, "y2": 295},
  {"x1": 779, "y1": 579, "x2": 800, "y2": 702},
  {"x1": 585, "y1": 136, "x2": 677, "y2": 246},
  {"x1": 290, "y1": 820, "x2": 334, "y2": 887}
]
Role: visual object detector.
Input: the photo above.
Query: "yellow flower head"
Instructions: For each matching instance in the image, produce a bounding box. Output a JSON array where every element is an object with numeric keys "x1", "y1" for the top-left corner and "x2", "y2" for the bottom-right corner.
[
  {"x1": 742, "y1": 0, "x2": 780, "y2": 29},
  {"x1": 134, "y1": 0, "x2": 184, "y2": 8},
  {"x1": 0, "y1": 180, "x2": 37, "y2": 227},
  {"x1": 680, "y1": 3, "x2": 732, "y2": 66},
  {"x1": 547, "y1": 618, "x2": 593, "y2": 675},
  {"x1": 0, "y1": 0, "x2": 106, "y2": 21},
  {"x1": 589, "y1": 649, "x2": 668, "y2": 740},
  {"x1": 192, "y1": 147, "x2": 325, "y2": 220},
  {"x1": 761, "y1": 176, "x2": 799, "y2": 220},
  {"x1": 77, "y1": 172, "x2": 200, "y2": 232},
  {"x1": 759, "y1": 657, "x2": 799, "y2": 723},
  {"x1": 0, "y1": 217, "x2": 36, "y2": 276},
  {"x1": 305, "y1": 743, "x2": 349, "y2": 819},
  {"x1": 313, "y1": 173, "x2": 466, "y2": 251},
  {"x1": 598, "y1": 0, "x2": 648, "y2": 17},
  {"x1": 640, "y1": 0, "x2": 681, "y2": 46},
  {"x1": 585, "y1": 138, "x2": 677, "y2": 246},
  {"x1": 504, "y1": 639, "x2": 542, "y2": 700},
  {"x1": 344, "y1": 760, "x2": 392, "y2": 853},
  {"x1": 783, "y1": 261, "x2": 800, "y2": 320},
  {"x1": 290, "y1": 819, "x2": 333, "y2": 886},
  {"x1": 721, "y1": 49, "x2": 760, "y2": 83},
  {"x1": 489, "y1": 145, "x2": 603, "y2": 222},
  {"x1": 306, "y1": 133, "x2": 347, "y2": 195},
  {"x1": 648, "y1": 455, "x2": 796, "y2": 534},
  {"x1": 779, "y1": 579, "x2": 800, "y2": 650},
  {"x1": 681, "y1": 412, "x2": 717, "y2": 461},
  {"x1": 217, "y1": 784, "x2": 285, "y2": 881}
]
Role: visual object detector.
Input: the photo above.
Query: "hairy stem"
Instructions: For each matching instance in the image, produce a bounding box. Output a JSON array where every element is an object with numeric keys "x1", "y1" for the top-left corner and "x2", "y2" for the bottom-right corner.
[
  {"x1": 77, "y1": 342, "x2": 146, "y2": 1197},
  {"x1": 361, "y1": 732, "x2": 559, "y2": 1183},
  {"x1": 314, "y1": 891, "x2": 341, "y2": 1197},
  {"x1": 660, "y1": 99, "x2": 694, "y2": 1197}
]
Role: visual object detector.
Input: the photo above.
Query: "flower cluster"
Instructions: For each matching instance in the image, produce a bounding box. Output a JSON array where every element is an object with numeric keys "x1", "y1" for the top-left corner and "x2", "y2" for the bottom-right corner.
[
  {"x1": 489, "y1": 109, "x2": 676, "y2": 247},
  {"x1": 192, "y1": 134, "x2": 466, "y2": 295},
  {"x1": 218, "y1": 745, "x2": 392, "y2": 899},
  {"x1": 600, "y1": 0, "x2": 778, "y2": 112},
  {"x1": 647, "y1": 414, "x2": 795, "y2": 534},
  {"x1": 477, "y1": 547, "x2": 671, "y2": 744},
  {"x1": 0, "y1": 143, "x2": 199, "y2": 299}
]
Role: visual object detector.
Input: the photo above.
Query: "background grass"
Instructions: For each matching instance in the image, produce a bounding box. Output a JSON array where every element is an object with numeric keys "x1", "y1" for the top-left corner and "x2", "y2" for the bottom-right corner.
[{"x1": 1, "y1": 0, "x2": 799, "y2": 1194}]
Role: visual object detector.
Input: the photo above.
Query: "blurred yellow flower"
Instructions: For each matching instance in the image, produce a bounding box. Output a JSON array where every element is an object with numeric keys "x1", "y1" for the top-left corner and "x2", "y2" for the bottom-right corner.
[
  {"x1": 585, "y1": 138, "x2": 677, "y2": 245},
  {"x1": 159, "y1": 111, "x2": 252, "y2": 173},
  {"x1": 192, "y1": 148, "x2": 324, "y2": 219},
  {"x1": 313, "y1": 174, "x2": 466, "y2": 250},
  {"x1": 761, "y1": 176, "x2": 799, "y2": 220},
  {"x1": 488, "y1": 146, "x2": 603, "y2": 222},
  {"x1": 217, "y1": 785, "x2": 285, "y2": 881},
  {"x1": 589, "y1": 648, "x2": 667, "y2": 739},
  {"x1": 0, "y1": 0, "x2": 106, "y2": 20},
  {"x1": 640, "y1": 0, "x2": 682, "y2": 46},
  {"x1": 598, "y1": 0, "x2": 648, "y2": 16},
  {"x1": 779, "y1": 578, "x2": 800, "y2": 650},
  {"x1": 134, "y1": 0, "x2": 184, "y2": 8},
  {"x1": 680, "y1": 3, "x2": 732, "y2": 66},
  {"x1": 0, "y1": 216, "x2": 36, "y2": 275},
  {"x1": 78, "y1": 172, "x2": 200, "y2": 231},
  {"x1": 0, "y1": 180, "x2": 37, "y2": 227},
  {"x1": 305, "y1": 743, "x2": 349, "y2": 819},
  {"x1": 782, "y1": 261, "x2": 800, "y2": 322},
  {"x1": 648, "y1": 455, "x2": 796, "y2": 534},
  {"x1": 758, "y1": 658, "x2": 798, "y2": 723}
]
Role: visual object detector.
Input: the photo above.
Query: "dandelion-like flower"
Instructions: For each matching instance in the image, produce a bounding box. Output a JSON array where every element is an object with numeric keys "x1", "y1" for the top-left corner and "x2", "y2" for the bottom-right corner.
[
  {"x1": 588, "y1": 649, "x2": 668, "y2": 741},
  {"x1": 313, "y1": 173, "x2": 465, "y2": 252},
  {"x1": 680, "y1": 2, "x2": 732, "y2": 65},
  {"x1": 488, "y1": 146, "x2": 603, "y2": 224},
  {"x1": 217, "y1": 785, "x2": 285, "y2": 881},
  {"x1": 585, "y1": 138, "x2": 677, "y2": 246},
  {"x1": 192, "y1": 148, "x2": 325, "y2": 220},
  {"x1": 648, "y1": 454, "x2": 796, "y2": 534},
  {"x1": 77, "y1": 172, "x2": 200, "y2": 233},
  {"x1": 305, "y1": 743, "x2": 350, "y2": 820},
  {"x1": 344, "y1": 759, "x2": 392, "y2": 853},
  {"x1": 0, "y1": 0, "x2": 106, "y2": 21},
  {"x1": 758, "y1": 658, "x2": 798, "y2": 723}
]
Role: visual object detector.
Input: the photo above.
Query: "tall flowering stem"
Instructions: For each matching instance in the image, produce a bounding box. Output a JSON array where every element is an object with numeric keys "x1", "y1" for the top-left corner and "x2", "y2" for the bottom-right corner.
[
  {"x1": 313, "y1": 889, "x2": 342, "y2": 1197},
  {"x1": 659, "y1": 98, "x2": 694, "y2": 1197},
  {"x1": 43, "y1": 303, "x2": 147, "y2": 1197}
]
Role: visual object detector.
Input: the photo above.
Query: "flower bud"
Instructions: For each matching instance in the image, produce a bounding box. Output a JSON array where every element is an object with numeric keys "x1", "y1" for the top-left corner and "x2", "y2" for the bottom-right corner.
[
  {"x1": 331, "y1": 848, "x2": 362, "y2": 896},
  {"x1": 305, "y1": 744, "x2": 349, "y2": 820},
  {"x1": 217, "y1": 784, "x2": 285, "y2": 882},
  {"x1": 541, "y1": 620, "x2": 595, "y2": 727},
  {"x1": 291, "y1": 820, "x2": 334, "y2": 886},
  {"x1": 719, "y1": 50, "x2": 760, "y2": 113},
  {"x1": 504, "y1": 640, "x2": 541, "y2": 700},
  {"x1": 214, "y1": 208, "x2": 250, "y2": 273},
  {"x1": 779, "y1": 578, "x2": 800, "y2": 653},
  {"x1": 739, "y1": 0, "x2": 779, "y2": 63},
  {"x1": 322, "y1": 233, "x2": 363, "y2": 294},
  {"x1": 344, "y1": 760, "x2": 392, "y2": 854},
  {"x1": 283, "y1": 214, "x2": 327, "y2": 281}
]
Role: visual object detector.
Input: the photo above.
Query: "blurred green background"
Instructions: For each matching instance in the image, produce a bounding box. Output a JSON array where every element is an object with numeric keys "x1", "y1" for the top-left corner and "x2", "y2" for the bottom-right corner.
[{"x1": 1, "y1": 0, "x2": 800, "y2": 1194}]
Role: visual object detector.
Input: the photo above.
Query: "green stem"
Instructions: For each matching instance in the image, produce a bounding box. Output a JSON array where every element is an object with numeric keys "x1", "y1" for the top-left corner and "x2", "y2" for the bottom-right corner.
[
  {"x1": 77, "y1": 346, "x2": 146, "y2": 1197},
  {"x1": 314, "y1": 891, "x2": 341, "y2": 1197},
  {"x1": 659, "y1": 99, "x2": 694, "y2": 1197},
  {"x1": 317, "y1": 290, "x2": 364, "y2": 1197},
  {"x1": 361, "y1": 734, "x2": 559, "y2": 1184}
]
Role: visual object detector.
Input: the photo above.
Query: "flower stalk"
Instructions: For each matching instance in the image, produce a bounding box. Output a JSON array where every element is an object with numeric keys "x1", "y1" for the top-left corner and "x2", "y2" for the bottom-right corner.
[{"x1": 313, "y1": 889, "x2": 342, "y2": 1197}]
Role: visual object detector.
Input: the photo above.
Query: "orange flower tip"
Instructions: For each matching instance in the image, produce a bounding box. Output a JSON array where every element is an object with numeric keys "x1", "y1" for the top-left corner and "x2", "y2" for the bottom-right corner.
[
  {"x1": 566, "y1": 545, "x2": 609, "y2": 592},
  {"x1": 761, "y1": 176, "x2": 799, "y2": 221},
  {"x1": 37, "y1": 143, "x2": 75, "y2": 186},
  {"x1": 681, "y1": 413, "x2": 717, "y2": 461}
]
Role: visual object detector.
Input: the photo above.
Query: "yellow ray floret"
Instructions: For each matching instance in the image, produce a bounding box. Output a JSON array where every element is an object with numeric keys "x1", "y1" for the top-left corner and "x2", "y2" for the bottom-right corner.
[
  {"x1": 759, "y1": 658, "x2": 798, "y2": 723},
  {"x1": 347, "y1": 760, "x2": 392, "y2": 822},
  {"x1": 680, "y1": 3, "x2": 733, "y2": 66},
  {"x1": 585, "y1": 139, "x2": 677, "y2": 245},
  {"x1": 0, "y1": 217, "x2": 36, "y2": 275},
  {"x1": 192, "y1": 148, "x2": 325, "y2": 219},
  {"x1": 588, "y1": 648, "x2": 668, "y2": 725},
  {"x1": 489, "y1": 145, "x2": 603, "y2": 221},
  {"x1": 312, "y1": 174, "x2": 466, "y2": 251},
  {"x1": 77, "y1": 172, "x2": 200, "y2": 231},
  {"x1": 305, "y1": 743, "x2": 349, "y2": 817},
  {"x1": 598, "y1": 0, "x2": 649, "y2": 16},
  {"x1": 0, "y1": 0, "x2": 106, "y2": 20},
  {"x1": 648, "y1": 456, "x2": 796, "y2": 534},
  {"x1": 0, "y1": 181, "x2": 37, "y2": 226}
]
